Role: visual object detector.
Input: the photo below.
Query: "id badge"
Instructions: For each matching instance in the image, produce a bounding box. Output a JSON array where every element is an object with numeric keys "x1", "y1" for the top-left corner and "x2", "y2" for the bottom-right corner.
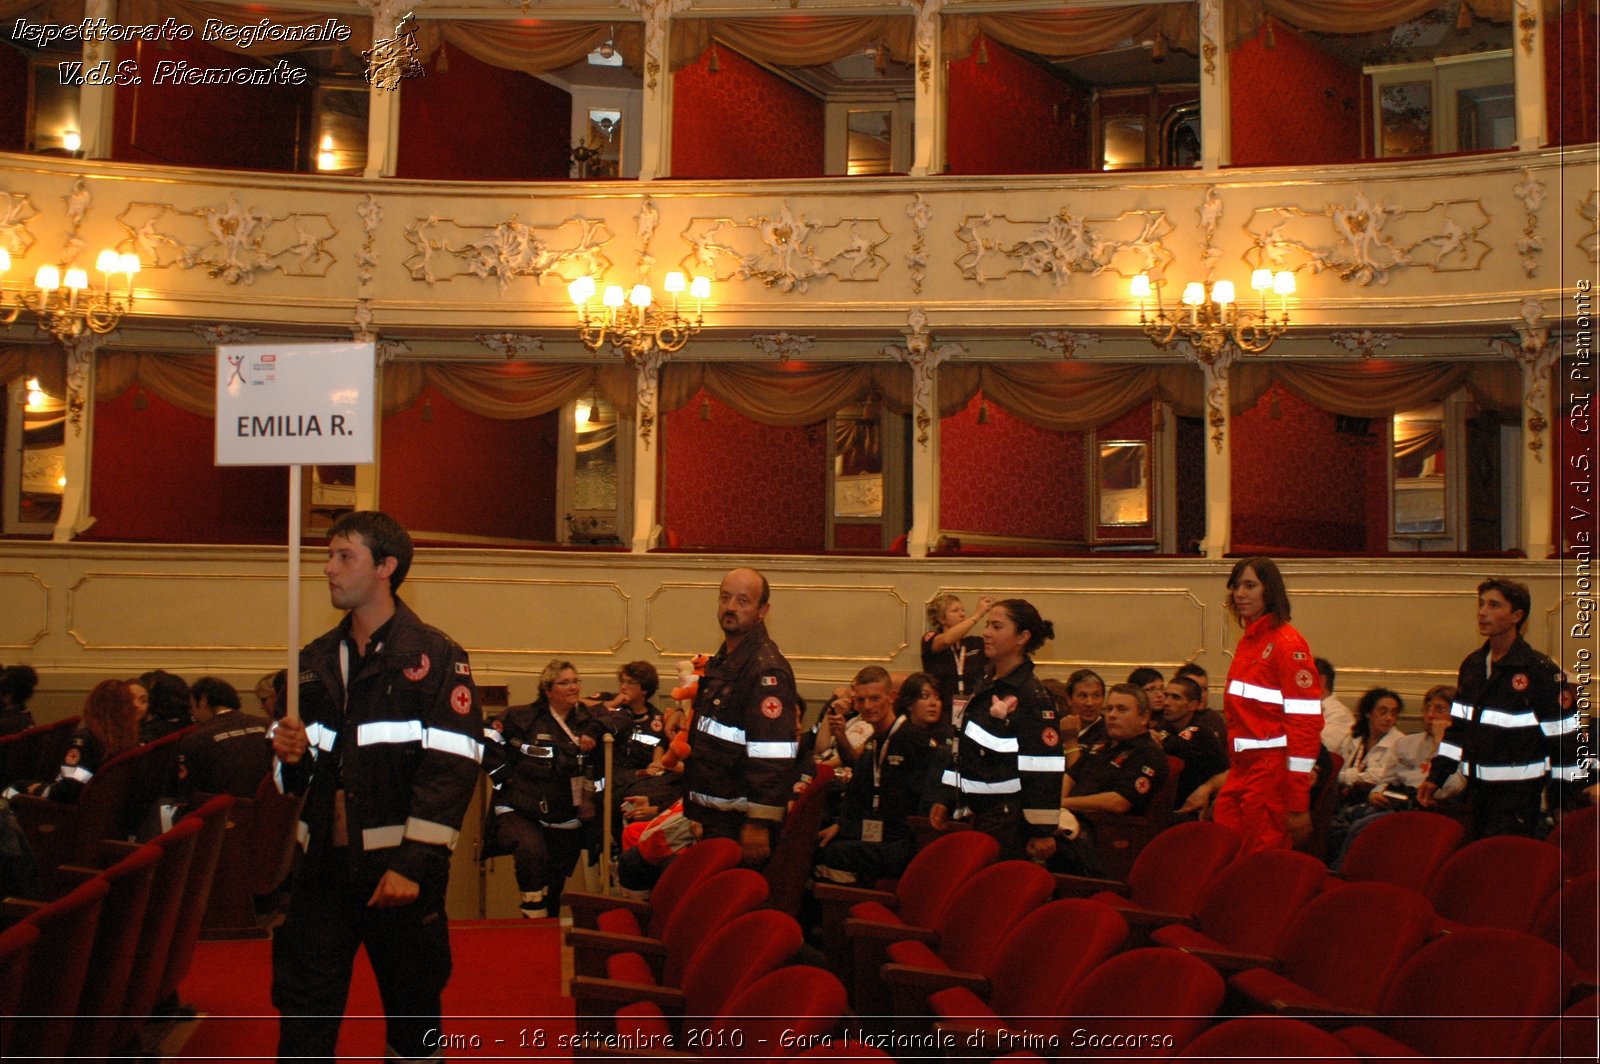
[
  {"x1": 861, "y1": 819, "x2": 884, "y2": 843},
  {"x1": 332, "y1": 788, "x2": 349, "y2": 847},
  {"x1": 951, "y1": 696, "x2": 969, "y2": 727}
]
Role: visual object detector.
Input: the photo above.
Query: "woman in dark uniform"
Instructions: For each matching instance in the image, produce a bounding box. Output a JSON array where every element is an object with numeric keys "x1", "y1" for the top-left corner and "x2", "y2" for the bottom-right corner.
[
  {"x1": 14, "y1": 679, "x2": 138, "y2": 803},
  {"x1": 483, "y1": 659, "x2": 613, "y2": 919},
  {"x1": 921, "y1": 593, "x2": 995, "y2": 724}
]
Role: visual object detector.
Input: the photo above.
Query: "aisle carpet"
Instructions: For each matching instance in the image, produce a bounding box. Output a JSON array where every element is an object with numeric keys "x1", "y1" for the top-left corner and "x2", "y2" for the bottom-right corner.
[{"x1": 173, "y1": 919, "x2": 574, "y2": 1060}]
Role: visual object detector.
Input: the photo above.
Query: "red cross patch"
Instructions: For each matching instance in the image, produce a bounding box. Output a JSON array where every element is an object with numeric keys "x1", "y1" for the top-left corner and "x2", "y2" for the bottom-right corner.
[
  {"x1": 650, "y1": 716, "x2": 663, "y2": 732},
  {"x1": 449, "y1": 684, "x2": 472, "y2": 715},
  {"x1": 404, "y1": 654, "x2": 430, "y2": 682},
  {"x1": 1295, "y1": 669, "x2": 1314, "y2": 689},
  {"x1": 1135, "y1": 776, "x2": 1151, "y2": 794},
  {"x1": 1041, "y1": 727, "x2": 1059, "y2": 747},
  {"x1": 1512, "y1": 673, "x2": 1529, "y2": 691},
  {"x1": 761, "y1": 696, "x2": 783, "y2": 719}
]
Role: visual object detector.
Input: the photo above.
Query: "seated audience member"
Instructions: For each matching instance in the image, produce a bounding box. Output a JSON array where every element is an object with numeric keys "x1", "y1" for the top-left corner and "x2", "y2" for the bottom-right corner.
[
  {"x1": 1317, "y1": 658, "x2": 1353, "y2": 752},
  {"x1": 1050, "y1": 683, "x2": 1170, "y2": 876},
  {"x1": 0, "y1": 665, "x2": 39, "y2": 736},
  {"x1": 270, "y1": 669, "x2": 288, "y2": 720},
  {"x1": 138, "y1": 669, "x2": 192, "y2": 743},
  {"x1": 254, "y1": 672, "x2": 279, "y2": 718},
  {"x1": 171, "y1": 676, "x2": 273, "y2": 802},
  {"x1": 1057, "y1": 668, "x2": 1107, "y2": 768},
  {"x1": 598, "y1": 662, "x2": 678, "y2": 839},
  {"x1": 1174, "y1": 662, "x2": 1229, "y2": 749},
  {"x1": 1152, "y1": 676, "x2": 1230, "y2": 816},
  {"x1": 922, "y1": 593, "x2": 994, "y2": 721},
  {"x1": 815, "y1": 670, "x2": 948, "y2": 884},
  {"x1": 7, "y1": 680, "x2": 138, "y2": 804},
  {"x1": 1336, "y1": 688, "x2": 1405, "y2": 805},
  {"x1": 1127, "y1": 667, "x2": 1167, "y2": 708},
  {"x1": 1328, "y1": 685, "x2": 1464, "y2": 865},
  {"x1": 812, "y1": 676, "x2": 877, "y2": 770}
]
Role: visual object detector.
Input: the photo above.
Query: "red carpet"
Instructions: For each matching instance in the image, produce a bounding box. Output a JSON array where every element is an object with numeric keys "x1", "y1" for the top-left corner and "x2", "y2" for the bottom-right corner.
[{"x1": 175, "y1": 919, "x2": 574, "y2": 1060}]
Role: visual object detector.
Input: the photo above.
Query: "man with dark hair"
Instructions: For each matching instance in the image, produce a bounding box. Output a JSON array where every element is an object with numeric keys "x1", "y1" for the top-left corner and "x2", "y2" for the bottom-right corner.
[
  {"x1": 1155, "y1": 676, "x2": 1230, "y2": 814},
  {"x1": 684, "y1": 567, "x2": 798, "y2": 866},
  {"x1": 1051, "y1": 683, "x2": 1169, "y2": 875},
  {"x1": 1316, "y1": 657, "x2": 1354, "y2": 751},
  {"x1": 1419, "y1": 577, "x2": 1590, "y2": 838},
  {"x1": 171, "y1": 676, "x2": 272, "y2": 802},
  {"x1": 270, "y1": 511, "x2": 482, "y2": 1061},
  {"x1": 1173, "y1": 662, "x2": 1228, "y2": 749}
]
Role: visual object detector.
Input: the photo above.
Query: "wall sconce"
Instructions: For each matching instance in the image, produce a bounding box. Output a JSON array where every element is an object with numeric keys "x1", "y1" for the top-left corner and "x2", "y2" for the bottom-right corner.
[
  {"x1": 569, "y1": 271, "x2": 711, "y2": 363},
  {"x1": 1131, "y1": 269, "x2": 1295, "y2": 357},
  {"x1": 0, "y1": 247, "x2": 140, "y2": 340}
]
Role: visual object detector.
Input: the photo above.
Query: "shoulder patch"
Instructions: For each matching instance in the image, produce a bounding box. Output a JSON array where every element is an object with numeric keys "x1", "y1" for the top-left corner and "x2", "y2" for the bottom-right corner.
[
  {"x1": 1293, "y1": 650, "x2": 1307, "y2": 661},
  {"x1": 403, "y1": 653, "x2": 430, "y2": 682},
  {"x1": 1041, "y1": 727, "x2": 1060, "y2": 747},
  {"x1": 760, "y1": 695, "x2": 784, "y2": 719},
  {"x1": 1135, "y1": 776, "x2": 1151, "y2": 794},
  {"x1": 1511, "y1": 673, "x2": 1529, "y2": 691},
  {"x1": 1261, "y1": 643, "x2": 1274, "y2": 660},
  {"x1": 1295, "y1": 668, "x2": 1314, "y2": 689},
  {"x1": 761, "y1": 675, "x2": 778, "y2": 687},
  {"x1": 455, "y1": 661, "x2": 471, "y2": 676},
  {"x1": 299, "y1": 670, "x2": 316, "y2": 684},
  {"x1": 449, "y1": 685, "x2": 473, "y2": 715}
]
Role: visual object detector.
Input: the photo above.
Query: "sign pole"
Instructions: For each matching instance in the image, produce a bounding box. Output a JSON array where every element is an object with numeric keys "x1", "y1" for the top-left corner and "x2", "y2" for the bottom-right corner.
[{"x1": 287, "y1": 464, "x2": 302, "y2": 724}]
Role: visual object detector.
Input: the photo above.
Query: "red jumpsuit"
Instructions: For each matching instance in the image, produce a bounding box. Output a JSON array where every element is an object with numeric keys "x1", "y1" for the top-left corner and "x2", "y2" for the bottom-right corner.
[{"x1": 1213, "y1": 614, "x2": 1323, "y2": 855}]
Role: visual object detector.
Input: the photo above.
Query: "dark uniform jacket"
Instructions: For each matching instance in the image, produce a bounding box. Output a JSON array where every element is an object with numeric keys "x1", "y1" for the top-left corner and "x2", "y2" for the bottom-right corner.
[
  {"x1": 483, "y1": 700, "x2": 612, "y2": 826},
  {"x1": 174, "y1": 710, "x2": 272, "y2": 800},
  {"x1": 279, "y1": 598, "x2": 483, "y2": 887},
  {"x1": 43, "y1": 728, "x2": 109, "y2": 804},
  {"x1": 1429, "y1": 636, "x2": 1589, "y2": 805},
  {"x1": 921, "y1": 632, "x2": 987, "y2": 715},
  {"x1": 1151, "y1": 717, "x2": 1229, "y2": 806},
  {"x1": 683, "y1": 622, "x2": 799, "y2": 835},
  {"x1": 936, "y1": 659, "x2": 1065, "y2": 838},
  {"x1": 834, "y1": 717, "x2": 952, "y2": 842},
  {"x1": 612, "y1": 703, "x2": 668, "y2": 775},
  {"x1": 1070, "y1": 731, "x2": 1170, "y2": 816}
]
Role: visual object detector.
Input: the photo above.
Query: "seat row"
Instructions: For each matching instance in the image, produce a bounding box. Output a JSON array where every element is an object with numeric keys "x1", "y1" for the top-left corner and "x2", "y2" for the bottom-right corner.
[{"x1": 0, "y1": 793, "x2": 233, "y2": 1060}]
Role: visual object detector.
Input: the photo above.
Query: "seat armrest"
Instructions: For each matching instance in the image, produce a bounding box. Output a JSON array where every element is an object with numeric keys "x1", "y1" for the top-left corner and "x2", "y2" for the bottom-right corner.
[
  {"x1": 881, "y1": 963, "x2": 991, "y2": 1002},
  {"x1": 1180, "y1": 946, "x2": 1279, "y2": 975},
  {"x1": 567, "y1": 928, "x2": 668, "y2": 980},
  {"x1": 571, "y1": 975, "x2": 688, "y2": 1013},
  {"x1": 566, "y1": 890, "x2": 650, "y2": 931},
  {"x1": 1053, "y1": 873, "x2": 1129, "y2": 898},
  {"x1": 843, "y1": 917, "x2": 938, "y2": 945},
  {"x1": 813, "y1": 882, "x2": 897, "y2": 907}
]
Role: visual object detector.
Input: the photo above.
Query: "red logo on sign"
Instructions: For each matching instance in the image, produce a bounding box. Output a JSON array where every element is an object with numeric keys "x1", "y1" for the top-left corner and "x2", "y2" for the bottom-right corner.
[
  {"x1": 450, "y1": 685, "x2": 472, "y2": 715},
  {"x1": 761, "y1": 696, "x2": 783, "y2": 719},
  {"x1": 1041, "y1": 727, "x2": 1060, "y2": 748},
  {"x1": 404, "y1": 654, "x2": 430, "y2": 682},
  {"x1": 1512, "y1": 673, "x2": 1529, "y2": 691}
]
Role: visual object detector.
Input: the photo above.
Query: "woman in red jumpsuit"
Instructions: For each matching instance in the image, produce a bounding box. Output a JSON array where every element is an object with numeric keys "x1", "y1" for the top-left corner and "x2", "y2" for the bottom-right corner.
[{"x1": 1213, "y1": 556, "x2": 1324, "y2": 855}]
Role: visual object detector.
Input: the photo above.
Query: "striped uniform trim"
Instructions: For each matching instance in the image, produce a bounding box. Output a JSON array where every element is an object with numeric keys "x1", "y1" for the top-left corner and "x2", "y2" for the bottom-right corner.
[
  {"x1": 59, "y1": 765, "x2": 93, "y2": 784},
  {"x1": 963, "y1": 719, "x2": 1019, "y2": 754},
  {"x1": 1284, "y1": 699, "x2": 1322, "y2": 715},
  {"x1": 1450, "y1": 701, "x2": 1474, "y2": 721},
  {"x1": 422, "y1": 728, "x2": 483, "y2": 762},
  {"x1": 1543, "y1": 714, "x2": 1583, "y2": 737},
  {"x1": 357, "y1": 720, "x2": 423, "y2": 745},
  {"x1": 1228, "y1": 680, "x2": 1284, "y2": 705},
  {"x1": 482, "y1": 728, "x2": 505, "y2": 744},
  {"x1": 1017, "y1": 755, "x2": 1066, "y2": 773},
  {"x1": 1234, "y1": 735, "x2": 1288, "y2": 752},
  {"x1": 748, "y1": 801, "x2": 786, "y2": 821},
  {"x1": 1438, "y1": 741, "x2": 1465, "y2": 761},
  {"x1": 1472, "y1": 761, "x2": 1548, "y2": 782},
  {"x1": 296, "y1": 820, "x2": 310, "y2": 848},
  {"x1": 941, "y1": 769, "x2": 960, "y2": 788},
  {"x1": 689, "y1": 790, "x2": 749, "y2": 812},
  {"x1": 404, "y1": 816, "x2": 460, "y2": 848},
  {"x1": 1478, "y1": 707, "x2": 1540, "y2": 729},
  {"x1": 363, "y1": 824, "x2": 406, "y2": 850},
  {"x1": 748, "y1": 741, "x2": 798, "y2": 759},
  {"x1": 632, "y1": 732, "x2": 662, "y2": 746},
  {"x1": 1288, "y1": 756, "x2": 1317, "y2": 773},
  {"x1": 696, "y1": 716, "x2": 746, "y2": 745},
  {"x1": 305, "y1": 722, "x2": 339, "y2": 753},
  {"x1": 957, "y1": 776, "x2": 1022, "y2": 795}
]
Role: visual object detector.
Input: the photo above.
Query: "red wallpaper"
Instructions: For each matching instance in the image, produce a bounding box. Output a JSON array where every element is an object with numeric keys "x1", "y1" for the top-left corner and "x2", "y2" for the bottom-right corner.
[
  {"x1": 380, "y1": 387, "x2": 558, "y2": 542},
  {"x1": 1546, "y1": 6, "x2": 1598, "y2": 146},
  {"x1": 671, "y1": 44, "x2": 824, "y2": 179},
  {"x1": 1176, "y1": 416, "x2": 1207, "y2": 553},
  {"x1": 833, "y1": 523, "x2": 883, "y2": 550},
  {"x1": 396, "y1": 45, "x2": 573, "y2": 180},
  {"x1": 1230, "y1": 382, "x2": 1387, "y2": 552},
  {"x1": 0, "y1": 45, "x2": 27, "y2": 152},
  {"x1": 1229, "y1": 21, "x2": 1362, "y2": 167},
  {"x1": 660, "y1": 391, "x2": 826, "y2": 550},
  {"x1": 939, "y1": 393, "x2": 1086, "y2": 542},
  {"x1": 112, "y1": 38, "x2": 312, "y2": 170},
  {"x1": 947, "y1": 36, "x2": 1088, "y2": 174},
  {"x1": 86, "y1": 390, "x2": 287, "y2": 543}
]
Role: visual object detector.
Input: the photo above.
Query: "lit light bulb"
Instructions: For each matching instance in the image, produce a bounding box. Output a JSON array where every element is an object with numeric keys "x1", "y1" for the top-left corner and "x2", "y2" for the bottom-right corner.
[
  {"x1": 689, "y1": 276, "x2": 711, "y2": 300},
  {"x1": 664, "y1": 272, "x2": 686, "y2": 294},
  {"x1": 62, "y1": 130, "x2": 81, "y2": 153},
  {"x1": 629, "y1": 284, "x2": 652, "y2": 309},
  {"x1": 35, "y1": 264, "x2": 60, "y2": 292},
  {"x1": 1251, "y1": 269, "x2": 1273, "y2": 292},
  {"x1": 1273, "y1": 271, "x2": 1296, "y2": 296},
  {"x1": 1212, "y1": 280, "x2": 1235, "y2": 306},
  {"x1": 568, "y1": 275, "x2": 596, "y2": 305},
  {"x1": 97, "y1": 249, "x2": 119, "y2": 274},
  {"x1": 1130, "y1": 274, "x2": 1152, "y2": 300},
  {"x1": 1181, "y1": 282, "x2": 1204, "y2": 306},
  {"x1": 602, "y1": 285, "x2": 625, "y2": 309}
]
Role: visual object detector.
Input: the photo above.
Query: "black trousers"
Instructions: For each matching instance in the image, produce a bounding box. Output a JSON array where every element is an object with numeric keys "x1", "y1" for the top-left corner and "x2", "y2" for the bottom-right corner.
[
  {"x1": 490, "y1": 810, "x2": 589, "y2": 914},
  {"x1": 271, "y1": 854, "x2": 451, "y2": 1064},
  {"x1": 1470, "y1": 780, "x2": 1546, "y2": 840}
]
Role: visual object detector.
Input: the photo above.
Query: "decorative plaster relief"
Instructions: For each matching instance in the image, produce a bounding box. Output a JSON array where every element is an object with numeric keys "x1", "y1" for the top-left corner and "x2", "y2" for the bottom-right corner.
[
  {"x1": 191, "y1": 324, "x2": 260, "y2": 346},
  {"x1": 1330, "y1": 330, "x2": 1399, "y2": 359},
  {"x1": 476, "y1": 333, "x2": 545, "y2": 358},
  {"x1": 906, "y1": 193, "x2": 931, "y2": 294},
  {"x1": 120, "y1": 195, "x2": 337, "y2": 285},
  {"x1": 1031, "y1": 331, "x2": 1100, "y2": 357},
  {"x1": 1247, "y1": 191, "x2": 1490, "y2": 287},
  {"x1": 403, "y1": 214, "x2": 612, "y2": 293},
  {"x1": 1488, "y1": 297, "x2": 1558, "y2": 462},
  {"x1": 884, "y1": 308, "x2": 963, "y2": 450},
  {"x1": 684, "y1": 201, "x2": 890, "y2": 293},
  {"x1": 1581, "y1": 190, "x2": 1599, "y2": 263},
  {"x1": 358, "y1": 194, "x2": 381, "y2": 287},
  {"x1": 957, "y1": 207, "x2": 1173, "y2": 287},
  {"x1": 0, "y1": 189, "x2": 40, "y2": 259},
  {"x1": 751, "y1": 332, "x2": 814, "y2": 360},
  {"x1": 1513, "y1": 168, "x2": 1544, "y2": 277}
]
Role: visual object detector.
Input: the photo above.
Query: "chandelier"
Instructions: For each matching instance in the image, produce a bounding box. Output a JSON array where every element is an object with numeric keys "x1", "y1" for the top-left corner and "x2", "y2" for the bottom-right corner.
[
  {"x1": 0, "y1": 248, "x2": 140, "y2": 341},
  {"x1": 568, "y1": 271, "x2": 711, "y2": 362},
  {"x1": 1131, "y1": 269, "x2": 1295, "y2": 358}
]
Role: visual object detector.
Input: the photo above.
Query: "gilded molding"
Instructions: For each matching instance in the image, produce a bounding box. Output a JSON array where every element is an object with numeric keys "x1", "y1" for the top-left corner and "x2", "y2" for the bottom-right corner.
[
  {"x1": 191, "y1": 324, "x2": 259, "y2": 346},
  {"x1": 751, "y1": 332, "x2": 814, "y2": 360},
  {"x1": 883, "y1": 308, "x2": 961, "y2": 450},
  {"x1": 1488, "y1": 297, "x2": 1559, "y2": 463},
  {"x1": 121, "y1": 195, "x2": 337, "y2": 285},
  {"x1": 1581, "y1": 190, "x2": 1599, "y2": 263},
  {"x1": 1199, "y1": 0, "x2": 1220, "y2": 83},
  {"x1": 0, "y1": 187, "x2": 39, "y2": 261},
  {"x1": 1513, "y1": 168, "x2": 1545, "y2": 278},
  {"x1": 956, "y1": 207, "x2": 1173, "y2": 287},
  {"x1": 403, "y1": 213, "x2": 612, "y2": 292},
  {"x1": 1247, "y1": 191, "x2": 1490, "y2": 287},
  {"x1": 0, "y1": 571, "x2": 50, "y2": 650},
  {"x1": 905, "y1": 192, "x2": 931, "y2": 295},
  {"x1": 634, "y1": 348, "x2": 666, "y2": 451},
  {"x1": 684, "y1": 201, "x2": 890, "y2": 293},
  {"x1": 358, "y1": 193, "x2": 382, "y2": 288},
  {"x1": 1517, "y1": 0, "x2": 1538, "y2": 54},
  {"x1": 1329, "y1": 330, "x2": 1399, "y2": 359},
  {"x1": 476, "y1": 333, "x2": 545, "y2": 358},
  {"x1": 1031, "y1": 331, "x2": 1099, "y2": 357},
  {"x1": 63, "y1": 333, "x2": 103, "y2": 437}
]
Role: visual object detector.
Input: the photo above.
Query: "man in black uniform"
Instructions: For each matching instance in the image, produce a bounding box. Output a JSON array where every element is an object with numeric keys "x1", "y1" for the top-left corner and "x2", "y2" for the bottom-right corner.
[
  {"x1": 270, "y1": 511, "x2": 482, "y2": 1063},
  {"x1": 172, "y1": 676, "x2": 272, "y2": 802},
  {"x1": 683, "y1": 567, "x2": 799, "y2": 867},
  {"x1": 1052, "y1": 683, "x2": 1169, "y2": 875},
  {"x1": 1420, "y1": 577, "x2": 1591, "y2": 838},
  {"x1": 1154, "y1": 675, "x2": 1230, "y2": 816}
]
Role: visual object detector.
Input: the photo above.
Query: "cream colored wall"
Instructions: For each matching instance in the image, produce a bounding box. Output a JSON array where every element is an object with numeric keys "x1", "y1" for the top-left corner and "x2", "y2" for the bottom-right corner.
[{"x1": 3, "y1": 541, "x2": 1586, "y2": 721}]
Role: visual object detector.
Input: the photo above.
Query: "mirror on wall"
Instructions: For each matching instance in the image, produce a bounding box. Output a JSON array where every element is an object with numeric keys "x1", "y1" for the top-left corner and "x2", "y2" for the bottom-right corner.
[
  {"x1": 831, "y1": 403, "x2": 883, "y2": 519},
  {"x1": 1096, "y1": 440, "x2": 1150, "y2": 526},
  {"x1": 4, "y1": 375, "x2": 65, "y2": 533},
  {"x1": 1393, "y1": 405, "x2": 1447, "y2": 535}
]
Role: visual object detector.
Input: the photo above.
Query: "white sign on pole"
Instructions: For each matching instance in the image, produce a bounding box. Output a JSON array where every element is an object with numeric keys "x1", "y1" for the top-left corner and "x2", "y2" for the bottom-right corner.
[{"x1": 215, "y1": 342, "x2": 375, "y2": 466}]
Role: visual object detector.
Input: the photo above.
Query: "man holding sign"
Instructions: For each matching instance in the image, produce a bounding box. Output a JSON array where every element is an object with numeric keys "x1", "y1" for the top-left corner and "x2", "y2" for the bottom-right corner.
[{"x1": 270, "y1": 511, "x2": 482, "y2": 1062}]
